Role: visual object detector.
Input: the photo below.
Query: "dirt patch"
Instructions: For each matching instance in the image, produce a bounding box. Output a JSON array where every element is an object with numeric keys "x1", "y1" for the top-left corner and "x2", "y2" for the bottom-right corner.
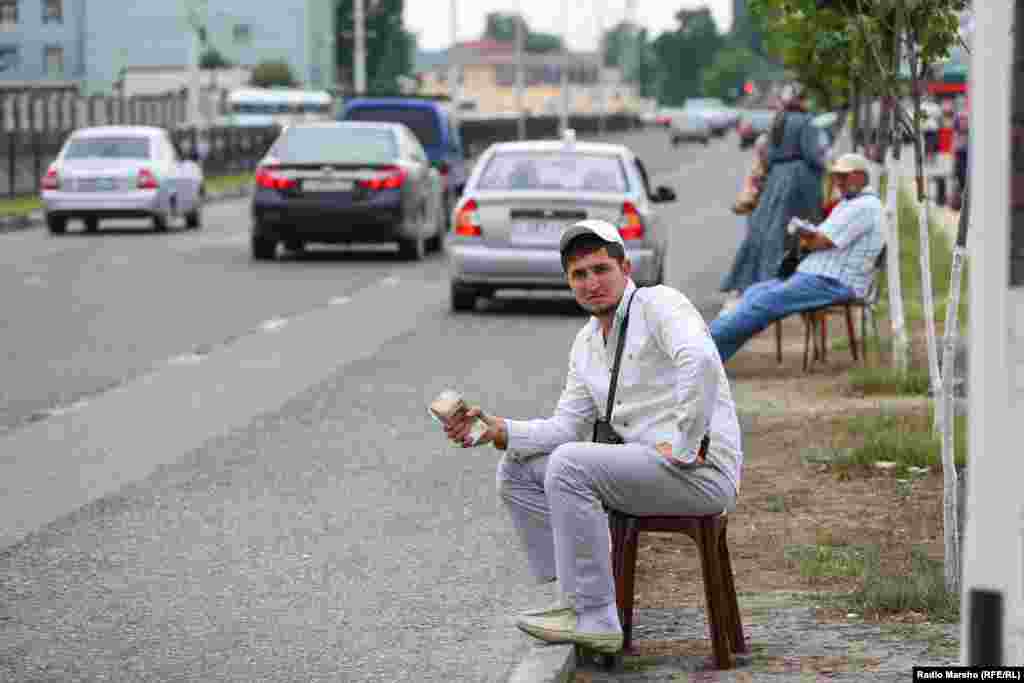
[{"x1": 633, "y1": 314, "x2": 949, "y2": 617}]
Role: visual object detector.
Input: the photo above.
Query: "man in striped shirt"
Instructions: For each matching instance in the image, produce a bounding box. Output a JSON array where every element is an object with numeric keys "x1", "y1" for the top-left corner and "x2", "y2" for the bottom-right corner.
[{"x1": 710, "y1": 152, "x2": 884, "y2": 363}]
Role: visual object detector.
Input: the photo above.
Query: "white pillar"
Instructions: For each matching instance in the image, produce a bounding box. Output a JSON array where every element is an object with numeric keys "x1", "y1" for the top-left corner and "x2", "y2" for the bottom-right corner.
[{"x1": 354, "y1": 0, "x2": 366, "y2": 95}]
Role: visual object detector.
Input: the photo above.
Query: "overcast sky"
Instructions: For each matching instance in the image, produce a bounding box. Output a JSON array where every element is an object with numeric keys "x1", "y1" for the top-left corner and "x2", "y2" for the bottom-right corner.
[{"x1": 404, "y1": 0, "x2": 733, "y2": 52}]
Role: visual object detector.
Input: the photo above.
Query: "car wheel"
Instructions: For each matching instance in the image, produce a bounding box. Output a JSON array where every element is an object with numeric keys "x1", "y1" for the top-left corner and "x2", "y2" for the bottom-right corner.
[
  {"x1": 251, "y1": 235, "x2": 277, "y2": 260},
  {"x1": 185, "y1": 207, "x2": 201, "y2": 229},
  {"x1": 428, "y1": 200, "x2": 445, "y2": 252},
  {"x1": 451, "y1": 283, "x2": 477, "y2": 312},
  {"x1": 152, "y1": 213, "x2": 168, "y2": 232},
  {"x1": 671, "y1": 135, "x2": 680, "y2": 147},
  {"x1": 84, "y1": 217, "x2": 99, "y2": 233},
  {"x1": 47, "y1": 216, "x2": 66, "y2": 235},
  {"x1": 397, "y1": 223, "x2": 426, "y2": 260}
]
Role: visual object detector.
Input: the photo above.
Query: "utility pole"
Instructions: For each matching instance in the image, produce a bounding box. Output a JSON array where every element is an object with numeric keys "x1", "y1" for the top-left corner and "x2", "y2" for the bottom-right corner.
[
  {"x1": 184, "y1": 0, "x2": 207, "y2": 127},
  {"x1": 560, "y1": 0, "x2": 570, "y2": 135},
  {"x1": 595, "y1": 0, "x2": 607, "y2": 134},
  {"x1": 515, "y1": 9, "x2": 526, "y2": 140},
  {"x1": 448, "y1": 0, "x2": 460, "y2": 126},
  {"x1": 354, "y1": 0, "x2": 366, "y2": 95}
]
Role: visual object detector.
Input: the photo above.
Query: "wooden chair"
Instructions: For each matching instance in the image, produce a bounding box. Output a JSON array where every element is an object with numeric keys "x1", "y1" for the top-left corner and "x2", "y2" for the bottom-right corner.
[
  {"x1": 606, "y1": 510, "x2": 746, "y2": 669},
  {"x1": 775, "y1": 245, "x2": 887, "y2": 371}
]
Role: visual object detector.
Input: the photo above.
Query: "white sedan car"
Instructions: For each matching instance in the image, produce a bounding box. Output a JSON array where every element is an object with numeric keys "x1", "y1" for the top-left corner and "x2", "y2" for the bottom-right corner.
[{"x1": 41, "y1": 125, "x2": 204, "y2": 234}]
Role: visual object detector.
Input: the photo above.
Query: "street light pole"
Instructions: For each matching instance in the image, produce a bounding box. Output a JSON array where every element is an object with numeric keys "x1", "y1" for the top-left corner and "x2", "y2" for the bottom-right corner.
[
  {"x1": 560, "y1": 0, "x2": 569, "y2": 135},
  {"x1": 515, "y1": 5, "x2": 526, "y2": 139},
  {"x1": 448, "y1": 0, "x2": 460, "y2": 124},
  {"x1": 354, "y1": 0, "x2": 366, "y2": 95}
]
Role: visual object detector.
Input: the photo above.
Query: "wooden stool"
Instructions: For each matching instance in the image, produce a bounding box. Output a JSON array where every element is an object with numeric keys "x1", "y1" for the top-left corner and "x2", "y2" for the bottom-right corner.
[{"x1": 607, "y1": 510, "x2": 746, "y2": 669}]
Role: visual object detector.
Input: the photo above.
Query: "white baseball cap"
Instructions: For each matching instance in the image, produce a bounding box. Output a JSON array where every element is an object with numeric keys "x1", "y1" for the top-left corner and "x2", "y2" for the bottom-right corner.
[
  {"x1": 830, "y1": 152, "x2": 870, "y2": 175},
  {"x1": 558, "y1": 218, "x2": 625, "y2": 256}
]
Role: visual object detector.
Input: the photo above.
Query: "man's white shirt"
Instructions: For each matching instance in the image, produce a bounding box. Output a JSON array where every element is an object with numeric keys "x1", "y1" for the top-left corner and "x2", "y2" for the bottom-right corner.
[{"x1": 505, "y1": 279, "x2": 744, "y2": 495}]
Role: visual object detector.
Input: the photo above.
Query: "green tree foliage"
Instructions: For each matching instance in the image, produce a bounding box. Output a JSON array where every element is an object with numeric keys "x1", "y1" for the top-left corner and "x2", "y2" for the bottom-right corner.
[
  {"x1": 199, "y1": 48, "x2": 233, "y2": 70},
  {"x1": 749, "y1": 0, "x2": 856, "y2": 109},
  {"x1": 702, "y1": 47, "x2": 759, "y2": 101},
  {"x1": 482, "y1": 11, "x2": 563, "y2": 53},
  {"x1": 336, "y1": 0, "x2": 416, "y2": 95},
  {"x1": 652, "y1": 8, "x2": 725, "y2": 106},
  {"x1": 251, "y1": 60, "x2": 297, "y2": 88}
]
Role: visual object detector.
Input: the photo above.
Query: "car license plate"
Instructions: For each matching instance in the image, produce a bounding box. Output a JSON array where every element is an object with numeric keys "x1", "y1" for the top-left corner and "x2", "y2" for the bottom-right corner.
[
  {"x1": 96, "y1": 178, "x2": 116, "y2": 191},
  {"x1": 511, "y1": 220, "x2": 565, "y2": 242},
  {"x1": 303, "y1": 179, "x2": 352, "y2": 192}
]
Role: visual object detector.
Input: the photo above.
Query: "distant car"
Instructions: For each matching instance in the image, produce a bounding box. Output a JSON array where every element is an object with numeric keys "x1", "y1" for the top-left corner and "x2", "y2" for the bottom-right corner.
[
  {"x1": 41, "y1": 125, "x2": 204, "y2": 234},
  {"x1": 684, "y1": 98, "x2": 735, "y2": 137},
  {"x1": 446, "y1": 129, "x2": 677, "y2": 312},
  {"x1": 667, "y1": 109, "x2": 711, "y2": 145},
  {"x1": 250, "y1": 121, "x2": 444, "y2": 261},
  {"x1": 737, "y1": 109, "x2": 777, "y2": 148},
  {"x1": 339, "y1": 97, "x2": 468, "y2": 228}
]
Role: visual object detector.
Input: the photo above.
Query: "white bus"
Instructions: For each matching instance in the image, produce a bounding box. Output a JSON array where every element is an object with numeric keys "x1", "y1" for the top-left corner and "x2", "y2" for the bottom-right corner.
[{"x1": 218, "y1": 88, "x2": 334, "y2": 128}]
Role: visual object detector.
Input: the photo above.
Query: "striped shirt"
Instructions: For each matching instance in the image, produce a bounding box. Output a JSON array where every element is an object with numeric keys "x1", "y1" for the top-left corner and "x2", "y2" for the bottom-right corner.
[
  {"x1": 797, "y1": 190, "x2": 884, "y2": 299},
  {"x1": 504, "y1": 280, "x2": 744, "y2": 495}
]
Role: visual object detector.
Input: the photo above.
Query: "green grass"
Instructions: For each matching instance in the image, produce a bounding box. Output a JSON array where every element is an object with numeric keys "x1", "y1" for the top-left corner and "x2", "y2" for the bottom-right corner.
[
  {"x1": 784, "y1": 543, "x2": 868, "y2": 580},
  {"x1": 842, "y1": 409, "x2": 968, "y2": 471},
  {"x1": 205, "y1": 172, "x2": 253, "y2": 194},
  {"x1": 847, "y1": 365, "x2": 931, "y2": 395},
  {"x1": 0, "y1": 171, "x2": 254, "y2": 217},
  {"x1": 0, "y1": 195, "x2": 42, "y2": 217},
  {"x1": 876, "y1": 187, "x2": 968, "y2": 327},
  {"x1": 846, "y1": 546, "x2": 960, "y2": 622}
]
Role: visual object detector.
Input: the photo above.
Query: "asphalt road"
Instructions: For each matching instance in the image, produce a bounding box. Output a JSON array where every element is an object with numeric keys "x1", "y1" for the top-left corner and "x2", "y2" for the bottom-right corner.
[{"x1": 0, "y1": 127, "x2": 750, "y2": 682}]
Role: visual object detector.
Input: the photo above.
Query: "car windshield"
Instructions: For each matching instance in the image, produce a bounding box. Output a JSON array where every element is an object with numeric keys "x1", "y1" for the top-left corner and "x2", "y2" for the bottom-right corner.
[
  {"x1": 476, "y1": 151, "x2": 630, "y2": 192},
  {"x1": 269, "y1": 126, "x2": 397, "y2": 164},
  {"x1": 63, "y1": 136, "x2": 151, "y2": 160},
  {"x1": 344, "y1": 107, "x2": 441, "y2": 147}
]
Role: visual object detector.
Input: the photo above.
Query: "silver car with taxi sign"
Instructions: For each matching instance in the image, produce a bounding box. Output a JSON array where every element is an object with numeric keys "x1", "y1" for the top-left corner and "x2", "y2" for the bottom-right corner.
[{"x1": 446, "y1": 130, "x2": 677, "y2": 311}]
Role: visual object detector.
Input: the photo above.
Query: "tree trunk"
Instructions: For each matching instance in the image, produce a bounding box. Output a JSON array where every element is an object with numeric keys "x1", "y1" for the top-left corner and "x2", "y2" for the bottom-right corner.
[
  {"x1": 883, "y1": 143, "x2": 911, "y2": 372},
  {"x1": 909, "y1": 87, "x2": 943, "y2": 432},
  {"x1": 939, "y1": 184, "x2": 968, "y2": 594}
]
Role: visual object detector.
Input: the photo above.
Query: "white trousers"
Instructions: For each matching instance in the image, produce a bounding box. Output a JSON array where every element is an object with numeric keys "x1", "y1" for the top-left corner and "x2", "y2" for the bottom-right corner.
[{"x1": 496, "y1": 441, "x2": 737, "y2": 610}]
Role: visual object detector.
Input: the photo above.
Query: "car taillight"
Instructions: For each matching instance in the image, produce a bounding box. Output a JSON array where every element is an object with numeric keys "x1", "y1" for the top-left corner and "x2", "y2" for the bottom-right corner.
[
  {"x1": 41, "y1": 166, "x2": 59, "y2": 191},
  {"x1": 357, "y1": 166, "x2": 407, "y2": 191},
  {"x1": 137, "y1": 168, "x2": 159, "y2": 190},
  {"x1": 255, "y1": 165, "x2": 297, "y2": 191},
  {"x1": 619, "y1": 201, "x2": 645, "y2": 240},
  {"x1": 453, "y1": 199, "x2": 481, "y2": 236}
]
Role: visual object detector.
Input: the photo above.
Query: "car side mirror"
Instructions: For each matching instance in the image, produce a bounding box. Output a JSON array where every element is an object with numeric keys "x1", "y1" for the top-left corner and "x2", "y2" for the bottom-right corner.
[{"x1": 653, "y1": 186, "x2": 676, "y2": 203}]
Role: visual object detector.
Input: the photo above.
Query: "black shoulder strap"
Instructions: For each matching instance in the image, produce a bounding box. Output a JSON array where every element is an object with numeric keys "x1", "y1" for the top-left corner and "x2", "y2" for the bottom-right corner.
[{"x1": 605, "y1": 288, "x2": 639, "y2": 421}]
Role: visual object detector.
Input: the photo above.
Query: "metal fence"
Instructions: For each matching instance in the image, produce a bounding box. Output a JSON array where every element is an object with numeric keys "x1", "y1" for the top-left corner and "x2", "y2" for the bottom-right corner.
[{"x1": 1, "y1": 111, "x2": 643, "y2": 198}]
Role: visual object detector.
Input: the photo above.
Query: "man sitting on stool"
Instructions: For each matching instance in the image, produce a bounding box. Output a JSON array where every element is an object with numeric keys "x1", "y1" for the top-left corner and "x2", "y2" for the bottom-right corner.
[{"x1": 709, "y1": 152, "x2": 884, "y2": 363}]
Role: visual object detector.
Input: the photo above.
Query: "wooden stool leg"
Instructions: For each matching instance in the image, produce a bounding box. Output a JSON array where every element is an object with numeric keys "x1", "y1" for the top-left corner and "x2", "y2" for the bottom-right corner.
[
  {"x1": 718, "y1": 528, "x2": 747, "y2": 654},
  {"x1": 802, "y1": 314, "x2": 812, "y2": 372},
  {"x1": 618, "y1": 518, "x2": 640, "y2": 651},
  {"x1": 775, "y1": 320, "x2": 782, "y2": 364},
  {"x1": 845, "y1": 305, "x2": 859, "y2": 362},
  {"x1": 699, "y1": 523, "x2": 734, "y2": 669},
  {"x1": 819, "y1": 312, "x2": 828, "y2": 363}
]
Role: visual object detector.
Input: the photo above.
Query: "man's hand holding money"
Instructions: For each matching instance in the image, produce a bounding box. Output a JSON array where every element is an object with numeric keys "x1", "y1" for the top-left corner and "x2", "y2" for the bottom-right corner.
[{"x1": 443, "y1": 406, "x2": 506, "y2": 449}]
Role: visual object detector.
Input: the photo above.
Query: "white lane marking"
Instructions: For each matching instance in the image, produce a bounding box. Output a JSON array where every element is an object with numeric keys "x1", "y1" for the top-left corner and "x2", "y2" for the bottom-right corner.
[
  {"x1": 167, "y1": 353, "x2": 205, "y2": 366},
  {"x1": 23, "y1": 275, "x2": 45, "y2": 287},
  {"x1": 260, "y1": 318, "x2": 288, "y2": 332},
  {"x1": 329, "y1": 296, "x2": 353, "y2": 306},
  {"x1": 45, "y1": 399, "x2": 89, "y2": 417},
  {"x1": 381, "y1": 276, "x2": 400, "y2": 287}
]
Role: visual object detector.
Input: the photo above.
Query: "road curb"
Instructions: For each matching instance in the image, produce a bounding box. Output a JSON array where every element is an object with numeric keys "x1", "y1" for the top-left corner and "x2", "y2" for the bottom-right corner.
[
  {"x1": 506, "y1": 643, "x2": 575, "y2": 683},
  {"x1": 0, "y1": 184, "x2": 253, "y2": 235}
]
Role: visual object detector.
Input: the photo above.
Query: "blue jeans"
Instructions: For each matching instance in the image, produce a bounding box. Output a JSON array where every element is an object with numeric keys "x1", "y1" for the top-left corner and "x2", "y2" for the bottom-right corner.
[{"x1": 710, "y1": 273, "x2": 857, "y2": 363}]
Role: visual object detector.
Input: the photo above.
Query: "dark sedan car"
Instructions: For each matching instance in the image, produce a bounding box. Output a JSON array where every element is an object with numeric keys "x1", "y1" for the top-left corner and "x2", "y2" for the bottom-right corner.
[{"x1": 250, "y1": 121, "x2": 444, "y2": 260}]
